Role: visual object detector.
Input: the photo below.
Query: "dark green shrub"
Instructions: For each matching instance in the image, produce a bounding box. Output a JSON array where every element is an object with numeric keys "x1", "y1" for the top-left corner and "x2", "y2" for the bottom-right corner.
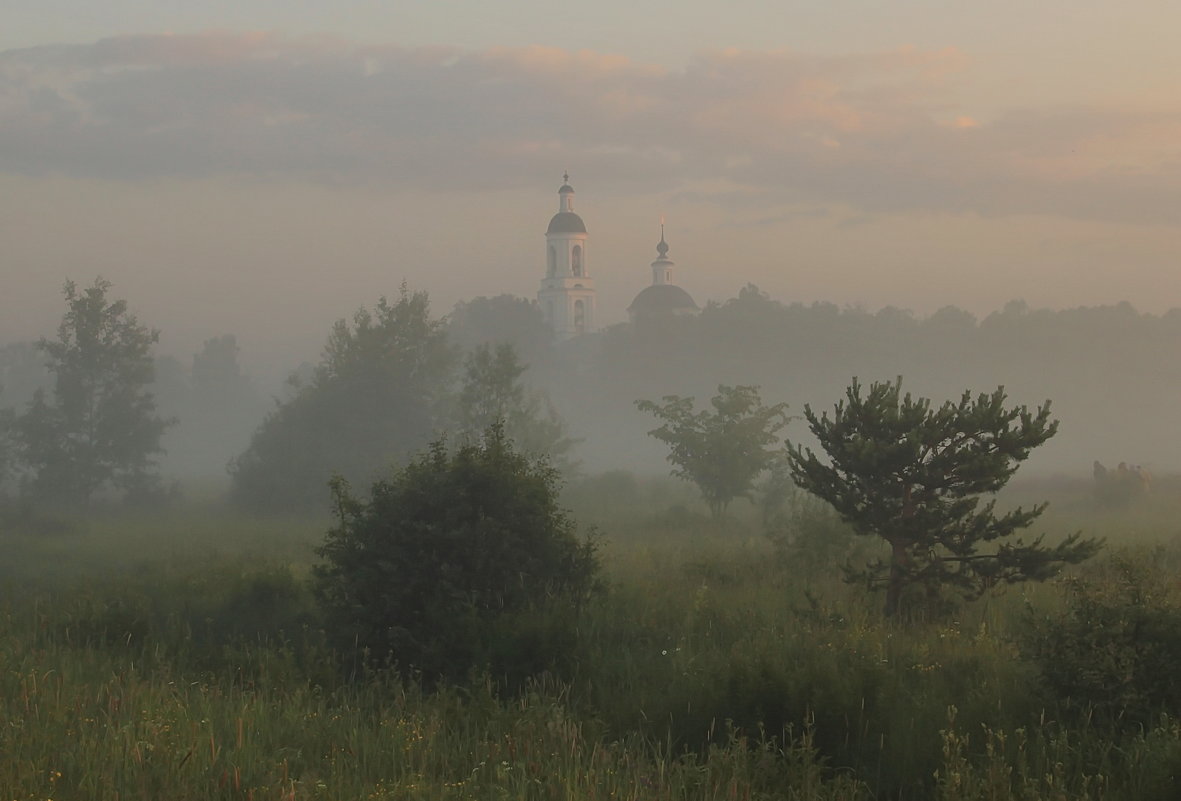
[
  {"x1": 314, "y1": 425, "x2": 599, "y2": 684},
  {"x1": 766, "y1": 490, "x2": 858, "y2": 574},
  {"x1": 1025, "y1": 549, "x2": 1181, "y2": 726},
  {"x1": 204, "y1": 565, "x2": 318, "y2": 644}
]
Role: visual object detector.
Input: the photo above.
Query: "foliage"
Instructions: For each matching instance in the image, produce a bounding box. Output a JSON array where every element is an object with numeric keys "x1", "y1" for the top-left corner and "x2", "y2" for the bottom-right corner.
[
  {"x1": 447, "y1": 293, "x2": 554, "y2": 370},
  {"x1": 1025, "y1": 549, "x2": 1181, "y2": 727},
  {"x1": 314, "y1": 425, "x2": 599, "y2": 682},
  {"x1": 0, "y1": 402, "x2": 13, "y2": 495},
  {"x1": 191, "y1": 334, "x2": 251, "y2": 399},
  {"x1": 637, "y1": 384, "x2": 790, "y2": 517},
  {"x1": 454, "y1": 342, "x2": 577, "y2": 468},
  {"x1": 766, "y1": 489, "x2": 859, "y2": 574},
  {"x1": 158, "y1": 334, "x2": 266, "y2": 480},
  {"x1": 6, "y1": 496, "x2": 1181, "y2": 799},
  {"x1": 788, "y1": 378, "x2": 1100, "y2": 618},
  {"x1": 15, "y1": 278, "x2": 172, "y2": 506},
  {"x1": 229, "y1": 286, "x2": 456, "y2": 512},
  {"x1": 0, "y1": 341, "x2": 51, "y2": 407}
]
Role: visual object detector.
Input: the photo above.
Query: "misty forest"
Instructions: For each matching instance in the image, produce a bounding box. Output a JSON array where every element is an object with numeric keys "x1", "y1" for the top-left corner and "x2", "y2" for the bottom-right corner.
[{"x1": 6, "y1": 274, "x2": 1181, "y2": 801}]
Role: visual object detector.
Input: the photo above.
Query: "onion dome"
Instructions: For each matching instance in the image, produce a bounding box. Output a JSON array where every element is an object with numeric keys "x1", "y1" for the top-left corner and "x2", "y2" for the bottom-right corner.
[{"x1": 628, "y1": 224, "x2": 698, "y2": 317}]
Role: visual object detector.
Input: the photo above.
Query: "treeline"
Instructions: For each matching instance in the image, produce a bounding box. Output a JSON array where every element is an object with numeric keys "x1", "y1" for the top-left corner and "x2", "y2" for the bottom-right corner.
[
  {"x1": 0, "y1": 281, "x2": 570, "y2": 512},
  {"x1": 3, "y1": 278, "x2": 1179, "y2": 509},
  {"x1": 542, "y1": 287, "x2": 1181, "y2": 476}
]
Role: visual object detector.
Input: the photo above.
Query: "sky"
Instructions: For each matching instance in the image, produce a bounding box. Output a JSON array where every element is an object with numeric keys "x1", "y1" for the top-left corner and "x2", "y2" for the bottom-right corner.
[{"x1": 2, "y1": 0, "x2": 1179, "y2": 375}]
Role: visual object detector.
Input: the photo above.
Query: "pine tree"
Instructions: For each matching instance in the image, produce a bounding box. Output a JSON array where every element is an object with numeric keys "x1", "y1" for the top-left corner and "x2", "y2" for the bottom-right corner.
[{"x1": 788, "y1": 378, "x2": 1100, "y2": 618}]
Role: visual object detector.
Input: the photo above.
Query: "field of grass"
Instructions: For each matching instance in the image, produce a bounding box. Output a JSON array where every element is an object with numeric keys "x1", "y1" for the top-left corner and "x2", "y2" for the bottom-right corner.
[{"x1": 3, "y1": 477, "x2": 1181, "y2": 800}]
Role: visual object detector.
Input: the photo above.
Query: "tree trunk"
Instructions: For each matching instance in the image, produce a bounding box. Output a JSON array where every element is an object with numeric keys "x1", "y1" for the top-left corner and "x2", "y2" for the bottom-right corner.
[{"x1": 884, "y1": 539, "x2": 911, "y2": 618}]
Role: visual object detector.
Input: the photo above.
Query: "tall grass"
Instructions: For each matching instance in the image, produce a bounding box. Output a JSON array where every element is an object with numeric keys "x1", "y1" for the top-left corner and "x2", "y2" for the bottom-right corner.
[{"x1": 2, "y1": 480, "x2": 1181, "y2": 799}]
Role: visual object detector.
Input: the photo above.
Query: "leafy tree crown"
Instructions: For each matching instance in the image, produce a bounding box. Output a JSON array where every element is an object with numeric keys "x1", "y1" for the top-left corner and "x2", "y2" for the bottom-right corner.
[
  {"x1": 637, "y1": 384, "x2": 789, "y2": 517},
  {"x1": 16, "y1": 278, "x2": 171, "y2": 505},
  {"x1": 314, "y1": 424, "x2": 598, "y2": 679}
]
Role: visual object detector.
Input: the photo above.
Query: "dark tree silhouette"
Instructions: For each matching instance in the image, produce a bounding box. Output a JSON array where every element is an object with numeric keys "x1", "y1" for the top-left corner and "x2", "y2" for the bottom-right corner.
[
  {"x1": 638, "y1": 384, "x2": 789, "y2": 518},
  {"x1": 315, "y1": 424, "x2": 598, "y2": 681},
  {"x1": 230, "y1": 286, "x2": 456, "y2": 512},
  {"x1": 454, "y1": 343, "x2": 576, "y2": 469},
  {"x1": 17, "y1": 278, "x2": 171, "y2": 505},
  {"x1": 788, "y1": 378, "x2": 1100, "y2": 618}
]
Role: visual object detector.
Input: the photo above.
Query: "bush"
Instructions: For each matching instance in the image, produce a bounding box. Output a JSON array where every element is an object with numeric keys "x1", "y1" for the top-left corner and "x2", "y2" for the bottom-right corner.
[
  {"x1": 766, "y1": 490, "x2": 858, "y2": 574},
  {"x1": 314, "y1": 425, "x2": 599, "y2": 684},
  {"x1": 1024, "y1": 549, "x2": 1181, "y2": 727}
]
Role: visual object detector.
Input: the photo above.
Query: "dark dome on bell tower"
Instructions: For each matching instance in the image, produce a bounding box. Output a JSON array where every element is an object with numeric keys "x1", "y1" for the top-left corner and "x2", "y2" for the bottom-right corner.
[{"x1": 548, "y1": 173, "x2": 586, "y2": 233}]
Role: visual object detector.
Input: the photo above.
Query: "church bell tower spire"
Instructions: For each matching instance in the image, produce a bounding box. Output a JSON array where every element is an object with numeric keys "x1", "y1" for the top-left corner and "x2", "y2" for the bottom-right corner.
[{"x1": 538, "y1": 174, "x2": 597, "y2": 339}]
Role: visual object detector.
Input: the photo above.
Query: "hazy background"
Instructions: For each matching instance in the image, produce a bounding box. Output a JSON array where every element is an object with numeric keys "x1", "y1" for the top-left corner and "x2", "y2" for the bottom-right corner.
[{"x1": 2, "y1": 1, "x2": 1179, "y2": 483}]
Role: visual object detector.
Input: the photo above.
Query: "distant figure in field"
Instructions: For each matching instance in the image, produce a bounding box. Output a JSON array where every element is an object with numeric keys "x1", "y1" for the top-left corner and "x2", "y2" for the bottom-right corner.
[
  {"x1": 1093, "y1": 460, "x2": 1151, "y2": 507},
  {"x1": 1093, "y1": 460, "x2": 1108, "y2": 482}
]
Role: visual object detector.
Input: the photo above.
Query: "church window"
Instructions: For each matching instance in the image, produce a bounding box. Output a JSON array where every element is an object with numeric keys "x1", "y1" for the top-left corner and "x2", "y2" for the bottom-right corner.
[
  {"x1": 548, "y1": 246, "x2": 557, "y2": 277},
  {"x1": 572, "y1": 245, "x2": 583, "y2": 277},
  {"x1": 574, "y1": 300, "x2": 585, "y2": 334}
]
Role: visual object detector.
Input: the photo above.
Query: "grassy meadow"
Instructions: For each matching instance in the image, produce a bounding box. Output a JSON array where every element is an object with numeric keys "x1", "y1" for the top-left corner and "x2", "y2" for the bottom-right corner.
[{"x1": 3, "y1": 476, "x2": 1181, "y2": 800}]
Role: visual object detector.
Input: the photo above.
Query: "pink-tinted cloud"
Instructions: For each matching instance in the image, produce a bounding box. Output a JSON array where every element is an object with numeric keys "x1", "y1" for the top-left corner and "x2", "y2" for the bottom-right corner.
[{"x1": 1, "y1": 33, "x2": 1178, "y2": 222}]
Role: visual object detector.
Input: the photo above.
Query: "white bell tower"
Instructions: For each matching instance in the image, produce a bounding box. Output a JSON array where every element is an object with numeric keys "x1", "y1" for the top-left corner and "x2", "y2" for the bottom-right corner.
[{"x1": 538, "y1": 174, "x2": 597, "y2": 339}]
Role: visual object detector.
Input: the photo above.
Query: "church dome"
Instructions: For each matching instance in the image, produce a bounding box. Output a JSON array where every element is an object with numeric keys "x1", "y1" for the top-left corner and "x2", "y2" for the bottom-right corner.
[
  {"x1": 547, "y1": 212, "x2": 587, "y2": 234},
  {"x1": 628, "y1": 283, "x2": 698, "y2": 315}
]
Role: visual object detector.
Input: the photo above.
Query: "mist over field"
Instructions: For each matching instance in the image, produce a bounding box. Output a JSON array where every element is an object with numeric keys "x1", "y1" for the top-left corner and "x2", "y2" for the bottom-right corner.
[
  {"x1": 6, "y1": 4, "x2": 1181, "y2": 798},
  {"x1": 3, "y1": 9, "x2": 1179, "y2": 495},
  {"x1": 4, "y1": 288, "x2": 1176, "y2": 493}
]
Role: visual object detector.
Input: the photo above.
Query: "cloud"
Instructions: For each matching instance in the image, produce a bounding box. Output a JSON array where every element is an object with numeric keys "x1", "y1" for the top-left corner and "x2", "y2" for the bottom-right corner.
[{"x1": 0, "y1": 33, "x2": 1178, "y2": 222}]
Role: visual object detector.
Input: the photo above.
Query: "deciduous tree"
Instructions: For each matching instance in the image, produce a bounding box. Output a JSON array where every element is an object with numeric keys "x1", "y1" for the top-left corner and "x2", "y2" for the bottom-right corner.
[
  {"x1": 788, "y1": 378, "x2": 1100, "y2": 618},
  {"x1": 230, "y1": 286, "x2": 456, "y2": 512},
  {"x1": 637, "y1": 385, "x2": 789, "y2": 518},
  {"x1": 454, "y1": 343, "x2": 576, "y2": 469},
  {"x1": 16, "y1": 278, "x2": 171, "y2": 505},
  {"x1": 0, "y1": 400, "x2": 13, "y2": 496}
]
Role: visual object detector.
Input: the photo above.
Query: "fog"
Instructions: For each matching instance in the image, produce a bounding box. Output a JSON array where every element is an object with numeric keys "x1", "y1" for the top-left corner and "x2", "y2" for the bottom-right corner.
[
  {"x1": 3, "y1": 14, "x2": 1181, "y2": 501},
  {"x1": 3, "y1": 284, "x2": 1176, "y2": 501},
  {"x1": 4, "y1": 25, "x2": 1181, "y2": 376},
  {"x1": 8, "y1": 12, "x2": 1181, "y2": 801}
]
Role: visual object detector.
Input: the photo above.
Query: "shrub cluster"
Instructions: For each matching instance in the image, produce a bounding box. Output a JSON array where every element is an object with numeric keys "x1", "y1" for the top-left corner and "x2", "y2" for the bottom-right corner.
[
  {"x1": 314, "y1": 425, "x2": 599, "y2": 683},
  {"x1": 1025, "y1": 548, "x2": 1181, "y2": 726}
]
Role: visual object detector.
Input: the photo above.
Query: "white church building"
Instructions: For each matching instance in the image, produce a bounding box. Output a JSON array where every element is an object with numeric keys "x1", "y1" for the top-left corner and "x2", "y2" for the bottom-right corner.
[
  {"x1": 538, "y1": 174, "x2": 597, "y2": 339},
  {"x1": 537, "y1": 175, "x2": 697, "y2": 340}
]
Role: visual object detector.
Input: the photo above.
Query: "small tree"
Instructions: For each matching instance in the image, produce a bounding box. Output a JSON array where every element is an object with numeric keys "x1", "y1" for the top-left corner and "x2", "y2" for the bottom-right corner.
[
  {"x1": 0, "y1": 400, "x2": 13, "y2": 496},
  {"x1": 17, "y1": 278, "x2": 172, "y2": 505},
  {"x1": 454, "y1": 343, "x2": 576, "y2": 468},
  {"x1": 788, "y1": 378, "x2": 1100, "y2": 618},
  {"x1": 637, "y1": 385, "x2": 789, "y2": 518},
  {"x1": 314, "y1": 424, "x2": 598, "y2": 681}
]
